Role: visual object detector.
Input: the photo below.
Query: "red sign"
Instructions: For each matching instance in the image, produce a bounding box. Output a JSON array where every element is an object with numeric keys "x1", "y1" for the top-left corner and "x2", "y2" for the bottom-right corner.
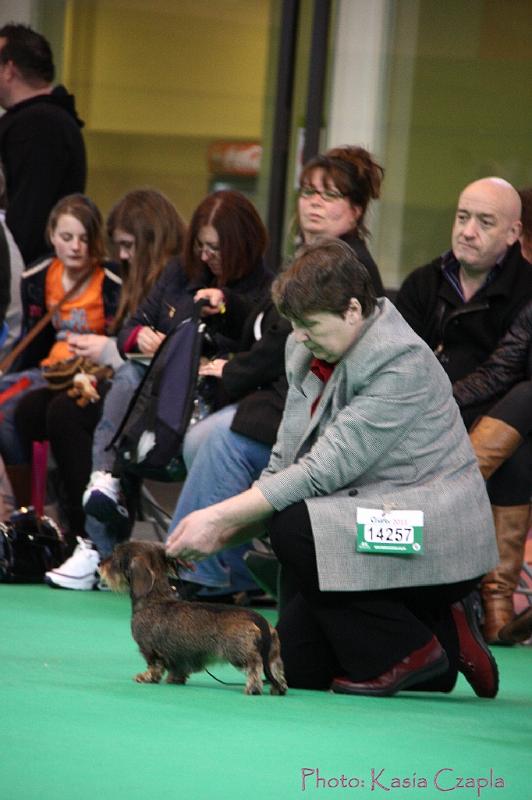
[{"x1": 208, "y1": 141, "x2": 262, "y2": 176}]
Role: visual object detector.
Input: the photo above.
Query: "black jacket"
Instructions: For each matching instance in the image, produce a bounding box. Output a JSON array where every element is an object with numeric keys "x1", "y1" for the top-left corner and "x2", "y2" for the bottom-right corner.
[
  {"x1": 0, "y1": 85, "x2": 86, "y2": 264},
  {"x1": 453, "y1": 299, "x2": 532, "y2": 409},
  {"x1": 341, "y1": 232, "x2": 385, "y2": 297},
  {"x1": 117, "y1": 257, "x2": 273, "y2": 356},
  {"x1": 396, "y1": 242, "x2": 532, "y2": 383},
  {"x1": 224, "y1": 300, "x2": 291, "y2": 446}
]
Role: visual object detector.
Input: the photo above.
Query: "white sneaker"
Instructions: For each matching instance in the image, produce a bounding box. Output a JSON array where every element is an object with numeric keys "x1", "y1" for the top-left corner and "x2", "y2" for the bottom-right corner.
[
  {"x1": 82, "y1": 470, "x2": 129, "y2": 525},
  {"x1": 45, "y1": 537, "x2": 100, "y2": 591}
]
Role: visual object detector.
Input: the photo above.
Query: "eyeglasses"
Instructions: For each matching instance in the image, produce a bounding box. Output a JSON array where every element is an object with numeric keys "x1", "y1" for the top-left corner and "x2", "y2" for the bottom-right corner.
[
  {"x1": 299, "y1": 186, "x2": 346, "y2": 203},
  {"x1": 194, "y1": 239, "x2": 221, "y2": 257}
]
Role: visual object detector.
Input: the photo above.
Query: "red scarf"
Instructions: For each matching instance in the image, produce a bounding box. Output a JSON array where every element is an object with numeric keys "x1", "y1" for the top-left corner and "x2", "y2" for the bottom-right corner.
[{"x1": 309, "y1": 357, "x2": 336, "y2": 415}]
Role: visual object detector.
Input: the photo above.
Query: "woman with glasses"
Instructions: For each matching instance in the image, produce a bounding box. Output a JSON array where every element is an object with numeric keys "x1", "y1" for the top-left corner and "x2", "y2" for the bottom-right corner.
[
  {"x1": 296, "y1": 145, "x2": 385, "y2": 297},
  {"x1": 159, "y1": 147, "x2": 387, "y2": 602},
  {"x1": 48, "y1": 190, "x2": 271, "y2": 589}
]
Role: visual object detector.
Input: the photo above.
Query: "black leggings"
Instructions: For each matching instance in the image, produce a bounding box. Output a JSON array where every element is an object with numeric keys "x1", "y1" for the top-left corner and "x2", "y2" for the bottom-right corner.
[
  {"x1": 269, "y1": 501, "x2": 478, "y2": 692},
  {"x1": 14, "y1": 387, "x2": 103, "y2": 537}
]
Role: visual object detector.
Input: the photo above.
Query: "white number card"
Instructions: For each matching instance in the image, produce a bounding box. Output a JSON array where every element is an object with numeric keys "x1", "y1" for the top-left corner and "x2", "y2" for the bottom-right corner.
[{"x1": 356, "y1": 508, "x2": 424, "y2": 555}]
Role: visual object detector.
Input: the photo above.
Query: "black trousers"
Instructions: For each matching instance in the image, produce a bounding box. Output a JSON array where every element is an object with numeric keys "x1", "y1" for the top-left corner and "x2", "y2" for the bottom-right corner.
[
  {"x1": 14, "y1": 387, "x2": 103, "y2": 540},
  {"x1": 269, "y1": 502, "x2": 478, "y2": 692},
  {"x1": 462, "y1": 380, "x2": 532, "y2": 506}
]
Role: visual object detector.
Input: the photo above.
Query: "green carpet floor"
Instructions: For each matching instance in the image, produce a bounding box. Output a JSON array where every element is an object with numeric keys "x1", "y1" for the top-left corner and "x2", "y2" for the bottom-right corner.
[{"x1": 1, "y1": 584, "x2": 530, "y2": 800}]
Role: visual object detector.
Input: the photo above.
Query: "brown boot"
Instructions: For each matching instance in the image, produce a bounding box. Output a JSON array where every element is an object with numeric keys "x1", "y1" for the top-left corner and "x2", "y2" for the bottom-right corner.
[
  {"x1": 498, "y1": 606, "x2": 532, "y2": 644},
  {"x1": 469, "y1": 416, "x2": 523, "y2": 480},
  {"x1": 481, "y1": 504, "x2": 530, "y2": 644}
]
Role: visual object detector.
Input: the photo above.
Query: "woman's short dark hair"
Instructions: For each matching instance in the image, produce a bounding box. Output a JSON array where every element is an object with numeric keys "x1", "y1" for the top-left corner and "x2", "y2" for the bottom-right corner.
[
  {"x1": 299, "y1": 145, "x2": 384, "y2": 240},
  {"x1": 0, "y1": 24, "x2": 54, "y2": 84},
  {"x1": 46, "y1": 194, "x2": 105, "y2": 264},
  {"x1": 272, "y1": 238, "x2": 377, "y2": 321},
  {"x1": 183, "y1": 190, "x2": 267, "y2": 285}
]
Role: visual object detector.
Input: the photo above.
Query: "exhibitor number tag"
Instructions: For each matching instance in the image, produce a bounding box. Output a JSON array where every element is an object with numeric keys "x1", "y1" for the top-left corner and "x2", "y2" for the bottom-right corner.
[{"x1": 356, "y1": 508, "x2": 424, "y2": 555}]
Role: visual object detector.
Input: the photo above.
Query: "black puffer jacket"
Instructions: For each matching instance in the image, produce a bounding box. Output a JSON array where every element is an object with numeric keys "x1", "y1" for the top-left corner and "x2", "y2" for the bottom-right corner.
[
  {"x1": 396, "y1": 242, "x2": 532, "y2": 383},
  {"x1": 453, "y1": 299, "x2": 532, "y2": 408}
]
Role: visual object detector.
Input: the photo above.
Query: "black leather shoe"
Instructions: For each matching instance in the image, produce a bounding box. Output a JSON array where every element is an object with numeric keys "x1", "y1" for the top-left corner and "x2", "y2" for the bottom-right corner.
[
  {"x1": 451, "y1": 592, "x2": 499, "y2": 698},
  {"x1": 331, "y1": 636, "x2": 449, "y2": 697}
]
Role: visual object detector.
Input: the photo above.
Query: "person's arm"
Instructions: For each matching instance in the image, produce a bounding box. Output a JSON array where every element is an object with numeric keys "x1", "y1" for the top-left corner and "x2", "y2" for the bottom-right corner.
[
  {"x1": 67, "y1": 333, "x2": 126, "y2": 370},
  {"x1": 166, "y1": 485, "x2": 273, "y2": 560},
  {"x1": 256, "y1": 340, "x2": 433, "y2": 511},
  {"x1": 117, "y1": 273, "x2": 169, "y2": 354},
  {"x1": 167, "y1": 336, "x2": 432, "y2": 560},
  {"x1": 453, "y1": 303, "x2": 532, "y2": 408},
  {"x1": 0, "y1": 224, "x2": 11, "y2": 325}
]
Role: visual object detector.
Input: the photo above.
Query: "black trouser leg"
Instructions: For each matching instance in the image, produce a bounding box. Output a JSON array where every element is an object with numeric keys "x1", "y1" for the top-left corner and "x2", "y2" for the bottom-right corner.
[
  {"x1": 269, "y1": 501, "x2": 475, "y2": 691},
  {"x1": 45, "y1": 391, "x2": 103, "y2": 512}
]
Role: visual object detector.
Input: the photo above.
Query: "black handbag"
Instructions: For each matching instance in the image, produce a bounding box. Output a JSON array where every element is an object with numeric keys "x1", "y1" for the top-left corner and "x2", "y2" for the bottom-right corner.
[{"x1": 0, "y1": 507, "x2": 66, "y2": 583}]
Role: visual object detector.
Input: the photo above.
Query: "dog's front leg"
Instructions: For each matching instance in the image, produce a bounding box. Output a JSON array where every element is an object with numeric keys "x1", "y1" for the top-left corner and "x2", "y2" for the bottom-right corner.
[{"x1": 134, "y1": 660, "x2": 165, "y2": 684}]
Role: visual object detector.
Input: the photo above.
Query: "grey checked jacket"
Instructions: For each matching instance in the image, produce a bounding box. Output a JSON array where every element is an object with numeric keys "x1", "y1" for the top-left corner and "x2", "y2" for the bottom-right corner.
[{"x1": 256, "y1": 299, "x2": 498, "y2": 591}]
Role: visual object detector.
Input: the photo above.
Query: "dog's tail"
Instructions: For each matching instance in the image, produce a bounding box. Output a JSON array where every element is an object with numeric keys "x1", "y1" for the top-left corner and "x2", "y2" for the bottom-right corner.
[{"x1": 248, "y1": 610, "x2": 284, "y2": 693}]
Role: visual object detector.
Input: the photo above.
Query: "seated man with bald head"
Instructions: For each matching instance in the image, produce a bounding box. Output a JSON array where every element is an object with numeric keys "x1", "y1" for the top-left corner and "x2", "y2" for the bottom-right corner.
[{"x1": 397, "y1": 177, "x2": 532, "y2": 645}]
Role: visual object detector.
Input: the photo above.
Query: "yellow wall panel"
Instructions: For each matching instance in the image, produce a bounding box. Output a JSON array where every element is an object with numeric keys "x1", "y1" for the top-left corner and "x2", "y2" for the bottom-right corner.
[{"x1": 68, "y1": 0, "x2": 270, "y2": 138}]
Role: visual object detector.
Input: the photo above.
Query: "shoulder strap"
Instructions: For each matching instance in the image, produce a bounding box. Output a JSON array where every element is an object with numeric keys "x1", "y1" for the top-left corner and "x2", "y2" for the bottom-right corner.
[{"x1": 0, "y1": 268, "x2": 89, "y2": 376}]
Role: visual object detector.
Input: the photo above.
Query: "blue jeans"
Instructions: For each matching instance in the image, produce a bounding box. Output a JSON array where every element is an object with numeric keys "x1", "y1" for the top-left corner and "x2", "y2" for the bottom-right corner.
[
  {"x1": 92, "y1": 360, "x2": 147, "y2": 472},
  {"x1": 168, "y1": 405, "x2": 272, "y2": 593},
  {"x1": 86, "y1": 513, "x2": 130, "y2": 559},
  {"x1": 85, "y1": 360, "x2": 148, "y2": 556},
  {"x1": 0, "y1": 368, "x2": 48, "y2": 464}
]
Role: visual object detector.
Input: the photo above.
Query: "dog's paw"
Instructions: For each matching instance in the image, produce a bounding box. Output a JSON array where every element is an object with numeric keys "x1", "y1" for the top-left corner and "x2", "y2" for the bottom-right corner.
[
  {"x1": 134, "y1": 670, "x2": 162, "y2": 683},
  {"x1": 244, "y1": 683, "x2": 264, "y2": 695},
  {"x1": 166, "y1": 673, "x2": 187, "y2": 685}
]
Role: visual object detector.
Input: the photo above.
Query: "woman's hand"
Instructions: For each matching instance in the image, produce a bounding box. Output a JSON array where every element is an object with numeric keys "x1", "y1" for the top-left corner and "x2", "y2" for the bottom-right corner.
[
  {"x1": 198, "y1": 358, "x2": 227, "y2": 379},
  {"x1": 137, "y1": 326, "x2": 166, "y2": 355},
  {"x1": 166, "y1": 506, "x2": 236, "y2": 564},
  {"x1": 67, "y1": 333, "x2": 109, "y2": 362},
  {"x1": 194, "y1": 288, "x2": 226, "y2": 316},
  {"x1": 166, "y1": 487, "x2": 273, "y2": 563}
]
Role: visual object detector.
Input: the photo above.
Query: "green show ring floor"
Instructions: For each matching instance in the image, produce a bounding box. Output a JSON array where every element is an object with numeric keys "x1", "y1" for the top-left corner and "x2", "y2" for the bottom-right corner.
[{"x1": 1, "y1": 584, "x2": 530, "y2": 800}]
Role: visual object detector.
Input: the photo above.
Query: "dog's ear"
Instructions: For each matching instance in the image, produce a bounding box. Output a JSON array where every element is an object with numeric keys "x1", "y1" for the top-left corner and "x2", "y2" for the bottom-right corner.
[{"x1": 128, "y1": 555, "x2": 156, "y2": 599}]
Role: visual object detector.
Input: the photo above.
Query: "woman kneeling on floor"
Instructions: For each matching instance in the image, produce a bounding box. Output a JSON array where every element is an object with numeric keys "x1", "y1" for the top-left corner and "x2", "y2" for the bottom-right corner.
[{"x1": 167, "y1": 238, "x2": 500, "y2": 698}]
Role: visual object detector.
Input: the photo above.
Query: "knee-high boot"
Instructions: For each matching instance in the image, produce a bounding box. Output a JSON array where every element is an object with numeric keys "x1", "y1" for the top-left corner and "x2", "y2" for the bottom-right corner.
[
  {"x1": 469, "y1": 417, "x2": 529, "y2": 643},
  {"x1": 469, "y1": 416, "x2": 523, "y2": 479},
  {"x1": 481, "y1": 504, "x2": 530, "y2": 643}
]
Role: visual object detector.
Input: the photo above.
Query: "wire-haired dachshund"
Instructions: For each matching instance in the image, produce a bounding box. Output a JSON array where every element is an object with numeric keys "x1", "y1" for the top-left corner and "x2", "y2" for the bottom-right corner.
[{"x1": 100, "y1": 540, "x2": 287, "y2": 696}]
